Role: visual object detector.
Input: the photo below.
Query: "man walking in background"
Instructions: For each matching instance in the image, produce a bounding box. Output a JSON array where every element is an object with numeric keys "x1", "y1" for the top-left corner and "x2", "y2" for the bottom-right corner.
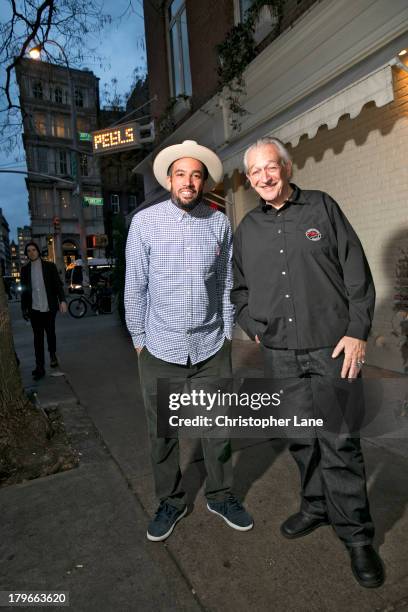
[
  {"x1": 231, "y1": 136, "x2": 384, "y2": 588},
  {"x1": 21, "y1": 242, "x2": 67, "y2": 380},
  {"x1": 125, "y1": 140, "x2": 253, "y2": 542}
]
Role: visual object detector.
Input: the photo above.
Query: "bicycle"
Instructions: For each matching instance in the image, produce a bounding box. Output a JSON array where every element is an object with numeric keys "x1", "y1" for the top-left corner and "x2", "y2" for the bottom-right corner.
[{"x1": 68, "y1": 287, "x2": 118, "y2": 318}]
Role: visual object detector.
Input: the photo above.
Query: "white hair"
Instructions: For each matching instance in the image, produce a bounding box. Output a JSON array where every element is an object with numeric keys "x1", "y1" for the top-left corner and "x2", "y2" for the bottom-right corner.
[{"x1": 243, "y1": 137, "x2": 292, "y2": 173}]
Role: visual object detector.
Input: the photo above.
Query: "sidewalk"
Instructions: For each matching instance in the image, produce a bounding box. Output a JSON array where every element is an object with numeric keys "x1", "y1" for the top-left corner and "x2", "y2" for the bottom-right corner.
[{"x1": 2, "y1": 303, "x2": 408, "y2": 611}]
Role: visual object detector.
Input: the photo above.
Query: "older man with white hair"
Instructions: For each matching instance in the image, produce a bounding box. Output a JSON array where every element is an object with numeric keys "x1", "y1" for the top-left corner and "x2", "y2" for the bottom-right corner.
[
  {"x1": 125, "y1": 140, "x2": 253, "y2": 542},
  {"x1": 231, "y1": 136, "x2": 384, "y2": 588}
]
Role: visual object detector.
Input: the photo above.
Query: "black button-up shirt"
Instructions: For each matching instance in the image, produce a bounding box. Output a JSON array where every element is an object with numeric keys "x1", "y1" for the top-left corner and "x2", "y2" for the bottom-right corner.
[{"x1": 231, "y1": 184, "x2": 375, "y2": 349}]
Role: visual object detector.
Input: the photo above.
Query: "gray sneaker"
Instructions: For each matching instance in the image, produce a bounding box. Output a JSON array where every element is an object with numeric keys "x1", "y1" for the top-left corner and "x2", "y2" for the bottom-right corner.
[
  {"x1": 147, "y1": 502, "x2": 187, "y2": 542},
  {"x1": 207, "y1": 496, "x2": 253, "y2": 531}
]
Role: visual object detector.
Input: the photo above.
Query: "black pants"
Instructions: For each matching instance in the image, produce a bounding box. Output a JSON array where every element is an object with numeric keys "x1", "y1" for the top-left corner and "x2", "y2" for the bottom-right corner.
[
  {"x1": 262, "y1": 346, "x2": 374, "y2": 546},
  {"x1": 30, "y1": 309, "x2": 57, "y2": 368},
  {"x1": 138, "y1": 340, "x2": 233, "y2": 510}
]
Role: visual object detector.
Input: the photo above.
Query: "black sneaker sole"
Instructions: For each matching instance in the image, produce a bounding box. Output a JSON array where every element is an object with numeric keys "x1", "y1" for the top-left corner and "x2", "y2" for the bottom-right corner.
[
  {"x1": 146, "y1": 506, "x2": 187, "y2": 542},
  {"x1": 207, "y1": 503, "x2": 253, "y2": 531},
  {"x1": 280, "y1": 519, "x2": 329, "y2": 539}
]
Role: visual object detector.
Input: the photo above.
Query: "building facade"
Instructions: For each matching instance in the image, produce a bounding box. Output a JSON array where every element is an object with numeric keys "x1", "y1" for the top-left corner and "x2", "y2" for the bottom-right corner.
[
  {"x1": 137, "y1": 0, "x2": 408, "y2": 372},
  {"x1": 17, "y1": 225, "x2": 32, "y2": 267},
  {"x1": 10, "y1": 241, "x2": 20, "y2": 281},
  {"x1": 15, "y1": 58, "x2": 105, "y2": 272},
  {"x1": 0, "y1": 208, "x2": 11, "y2": 276}
]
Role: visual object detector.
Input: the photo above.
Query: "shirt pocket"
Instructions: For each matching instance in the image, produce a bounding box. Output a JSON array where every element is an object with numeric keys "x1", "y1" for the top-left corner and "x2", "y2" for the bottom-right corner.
[{"x1": 192, "y1": 237, "x2": 221, "y2": 276}]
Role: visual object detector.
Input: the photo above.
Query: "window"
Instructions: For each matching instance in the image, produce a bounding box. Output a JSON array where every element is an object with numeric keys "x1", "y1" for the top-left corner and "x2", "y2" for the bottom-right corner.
[
  {"x1": 34, "y1": 112, "x2": 47, "y2": 135},
  {"x1": 60, "y1": 190, "x2": 74, "y2": 218},
  {"x1": 55, "y1": 150, "x2": 68, "y2": 175},
  {"x1": 77, "y1": 117, "x2": 90, "y2": 133},
  {"x1": 128, "y1": 195, "x2": 137, "y2": 210},
  {"x1": 237, "y1": 0, "x2": 253, "y2": 21},
  {"x1": 80, "y1": 154, "x2": 89, "y2": 177},
  {"x1": 75, "y1": 87, "x2": 84, "y2": 108},
  {"x1": 38, "y1": 188, "x2": 53, "y2": 218},
  {"x1": 52, "y1": 114, "x2": 69, "y2": 138},
  {"x1": 111, "y1": 194, "x2": 120, "y2": 214},
  {"x1": 35, "y1": 148, "x2": 49, "y2": 174},
  {"x1": 168, "y1": 0, "x2": 192, "y2": 97},
  {"x1": 234, "y1": 0, "x2": 279, "y2": 42},
  {"x1": 33, "y1": 81, "x2": 43, "y2": 99},
  {"x1": 54, "y1": 87, "x2": 63, "y2": 104}
]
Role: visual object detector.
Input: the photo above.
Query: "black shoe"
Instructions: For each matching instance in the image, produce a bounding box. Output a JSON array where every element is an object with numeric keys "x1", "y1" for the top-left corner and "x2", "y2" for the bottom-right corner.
[
  {"x1": 280, "y1": 511, "x2": 329, "y2": 539},
  {"x1": 50, "y1": 354, "x2": 59, "y2": 368},
  {"x1": 348, "y1": 545, "x2": 384, "y2": 588},
  {"x1": 32, "y1": 367, "x2": 45, "y2": 381},
  {"x1": 147, "y1": 502, "x2": 187, "y2": 542}
]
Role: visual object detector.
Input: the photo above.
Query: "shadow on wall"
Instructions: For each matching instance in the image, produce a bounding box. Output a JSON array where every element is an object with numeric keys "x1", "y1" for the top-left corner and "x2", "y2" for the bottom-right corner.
[
  {"x1": 289, "y1": 100, "x2": 398, "y2": 170},
  {"x1": 374, "y1": 227, "x2": 408, "y2": 373}
]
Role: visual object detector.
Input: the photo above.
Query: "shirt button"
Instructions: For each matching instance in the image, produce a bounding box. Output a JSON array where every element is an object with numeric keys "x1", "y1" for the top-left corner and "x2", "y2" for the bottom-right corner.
[
  {"x1": 278, "y1": 229, "x2": 282, "y2": 234},
  {"x1": 285, "y1": 294, "x2": 290, "y2": 298},
  {"x1": 280, "y1": 249, "x2": 284, "y2": 254},
  {"x1": 282, "y1": 271, "x2": 286, "y2": 275},
  {"x1": 277, "y1": 213, "x2": 281, "y2": 217},
  {"x1": 288, "y1": 318, "x2": 293, "y2": 322}
]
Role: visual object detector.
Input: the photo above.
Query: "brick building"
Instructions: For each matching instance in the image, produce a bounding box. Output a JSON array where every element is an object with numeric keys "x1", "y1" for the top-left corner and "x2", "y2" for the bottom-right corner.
[
  {"x1": 136, "y1": 0, "x2": 408, "y2": 371},
  {"x1": 15, "y1": 58, "x2": 105, "y2": 272}
]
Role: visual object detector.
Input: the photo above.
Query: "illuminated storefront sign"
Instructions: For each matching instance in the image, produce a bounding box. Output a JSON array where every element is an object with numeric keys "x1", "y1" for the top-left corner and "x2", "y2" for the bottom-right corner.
[{"x1": 92, "y1": 122, "x2": 138, "y2": 154}]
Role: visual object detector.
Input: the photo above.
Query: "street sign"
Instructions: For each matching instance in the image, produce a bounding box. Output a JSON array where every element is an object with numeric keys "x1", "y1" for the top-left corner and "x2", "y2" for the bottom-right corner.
[
  {"x1": 83, "y1": 196, "x2": 104, "y2": 206},
  {"x1": 79, "y1": 132, "x2": 92, "y2": 142},
  {"x1": 91, "y1": 120, "x2": 155, "y2": 155}
]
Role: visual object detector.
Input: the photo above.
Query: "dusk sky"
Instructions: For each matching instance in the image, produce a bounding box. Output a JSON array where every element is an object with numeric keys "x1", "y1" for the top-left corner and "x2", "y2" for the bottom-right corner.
[{"x1": 0, "y1": 0, "x2": 147, "y2": 241}]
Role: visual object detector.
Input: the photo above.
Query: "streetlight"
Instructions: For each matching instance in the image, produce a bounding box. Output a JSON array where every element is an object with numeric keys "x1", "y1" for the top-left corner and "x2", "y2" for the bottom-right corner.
[{"x1": 28, "y1": 40, "x2": 88, "y2": 280}]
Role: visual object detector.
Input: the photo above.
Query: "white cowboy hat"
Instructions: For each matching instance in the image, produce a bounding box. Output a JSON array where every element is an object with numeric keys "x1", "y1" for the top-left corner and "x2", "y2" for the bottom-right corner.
[{"x1": 153, "y1": 140, "x2": 223, "y2": 190}]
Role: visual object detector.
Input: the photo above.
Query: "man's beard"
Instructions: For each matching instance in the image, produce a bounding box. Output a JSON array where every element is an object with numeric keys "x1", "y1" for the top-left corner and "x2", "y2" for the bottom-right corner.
[{"x1": 171, "y1": 189, "x2": 203, "y2": 211}]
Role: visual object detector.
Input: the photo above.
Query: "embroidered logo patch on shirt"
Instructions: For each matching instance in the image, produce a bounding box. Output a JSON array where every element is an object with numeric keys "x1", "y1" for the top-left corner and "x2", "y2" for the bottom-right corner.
[{"x1": 305, "y1": 228, "x2": 322, "y2": 241}]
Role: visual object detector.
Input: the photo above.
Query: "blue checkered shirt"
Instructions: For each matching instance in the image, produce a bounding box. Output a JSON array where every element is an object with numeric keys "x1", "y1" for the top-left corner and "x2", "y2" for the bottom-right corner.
[{"x1": 125, "y1": 199, "x2": 234, "y2": 365}]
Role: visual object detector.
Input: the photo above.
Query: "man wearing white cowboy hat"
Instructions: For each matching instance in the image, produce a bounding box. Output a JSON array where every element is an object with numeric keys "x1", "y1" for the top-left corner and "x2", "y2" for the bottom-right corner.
[{"x1": 125, "y1": 140, "x2": 253, "y2": 541}]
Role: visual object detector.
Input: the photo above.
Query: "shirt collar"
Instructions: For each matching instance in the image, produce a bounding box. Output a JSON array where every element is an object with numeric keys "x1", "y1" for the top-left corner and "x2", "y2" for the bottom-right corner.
[
  {"x1": 164, "y1": 198, "x2": 210, "y2": 222},
  {"x1": 260, "y1": 183, "x2": 306, "y2": 212}
]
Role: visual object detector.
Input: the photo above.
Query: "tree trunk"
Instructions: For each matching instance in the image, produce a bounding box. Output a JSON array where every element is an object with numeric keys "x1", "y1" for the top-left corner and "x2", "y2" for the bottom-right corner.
[{"x1": 0, "y1": 275, "x2": 75, "y2": 485}]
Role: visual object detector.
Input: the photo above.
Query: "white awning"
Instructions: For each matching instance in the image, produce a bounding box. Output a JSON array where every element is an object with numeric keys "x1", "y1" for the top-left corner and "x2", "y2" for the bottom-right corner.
[{"x1": 222, "y1": 64, "x2": 394, "y2": 175}]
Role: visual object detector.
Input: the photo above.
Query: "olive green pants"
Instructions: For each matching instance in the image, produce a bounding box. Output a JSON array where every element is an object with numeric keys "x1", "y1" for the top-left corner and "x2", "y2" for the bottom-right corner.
[{"x1": 138, "y1": 341, "x2": 233, "y2": 510}]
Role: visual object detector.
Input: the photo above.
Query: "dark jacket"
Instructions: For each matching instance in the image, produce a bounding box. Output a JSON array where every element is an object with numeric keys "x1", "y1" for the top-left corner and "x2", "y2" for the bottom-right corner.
[
  {"x1": 21, "y1": 259, "x2": 66, "y2": 315},
  {"x1": 231, "y1": 185, "x2": 375, "y2": 349}
]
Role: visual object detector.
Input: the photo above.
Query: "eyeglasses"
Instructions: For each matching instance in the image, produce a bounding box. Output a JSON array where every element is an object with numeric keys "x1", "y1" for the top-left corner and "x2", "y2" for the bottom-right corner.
[{"x1": 248, "y1": 163, "x2": 282, "y2": 179}]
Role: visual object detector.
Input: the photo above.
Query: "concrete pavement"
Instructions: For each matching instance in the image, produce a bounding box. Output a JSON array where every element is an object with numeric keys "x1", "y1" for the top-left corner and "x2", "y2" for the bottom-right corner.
[{"x1": 2, "y1": 302, "x2": 408, "y2": 611}]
